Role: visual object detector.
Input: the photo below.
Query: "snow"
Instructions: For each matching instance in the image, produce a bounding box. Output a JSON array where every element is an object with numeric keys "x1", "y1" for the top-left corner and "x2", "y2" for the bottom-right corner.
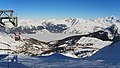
[
  {"x1": 64, "y1": 18, "x2": 113, "y2": 34},
  {"x1": 0, "y1": 33, "x2": 119, "y2": 68},
  {"x1": 90, "y1": 41, "x2": 120, "y2": 61},
  {"x1": 0, "y1": 33, "x2": 21, "y2": 54},
  {"x1": 18, "y1": 18, "x2": 71, "y2": 27},
  {"x1": 0, "y1": 16, "x2": 120, "y2": 67},
  {"x1": 1, "y1": 44, "x2": 120, "y2": 68},
  {"x1": 77, "y1": 37, "x2": 112, "y2": 48},
  {"x1": 7, "y1": 16, "x2": 120, "y2": 35}
]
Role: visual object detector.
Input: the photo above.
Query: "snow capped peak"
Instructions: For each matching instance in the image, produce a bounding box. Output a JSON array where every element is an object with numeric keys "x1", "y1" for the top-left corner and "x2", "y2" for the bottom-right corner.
[
  {"x1": 95, "y1": 16, "x2": 117, "y2": 21},
  {"x1": 108, "y1": 15, "x2": 117, "y2": 20},
  {"x1": 105, "y1": 24, "x2": 119, "y2": 40},
  {"x1": 44, "y1": 18, "x2": 56, "y2": 23},
  {"x1": 1, "y1": 16, "x2": 120, "y2": 34}
]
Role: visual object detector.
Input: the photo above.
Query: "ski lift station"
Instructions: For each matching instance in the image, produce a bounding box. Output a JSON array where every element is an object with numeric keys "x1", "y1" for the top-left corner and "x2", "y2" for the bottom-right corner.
[{"x1": 0, "y1": 10, "x2": 18, "y2": 28}]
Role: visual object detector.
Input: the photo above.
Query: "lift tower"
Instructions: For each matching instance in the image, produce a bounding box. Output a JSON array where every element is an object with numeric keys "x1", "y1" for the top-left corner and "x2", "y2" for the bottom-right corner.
[{"x1": 0, "y1": 10, "x2": 18, "y2": 28}]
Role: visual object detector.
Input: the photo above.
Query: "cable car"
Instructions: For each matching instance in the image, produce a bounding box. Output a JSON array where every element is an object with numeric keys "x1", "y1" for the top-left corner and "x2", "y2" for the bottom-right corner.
[{"x1": 14, "y1": 32, "x2": 21, "y2": 41}]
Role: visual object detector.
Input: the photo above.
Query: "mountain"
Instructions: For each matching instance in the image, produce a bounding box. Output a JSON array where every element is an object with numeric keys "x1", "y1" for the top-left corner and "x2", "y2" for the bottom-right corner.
[
  {"x1": 2, "y1": 16, "x2": 120, "y2": 34},
  {"x1": 39, "y1": 25, "x2": 118, "y2": 58},
  {"x1": 0, "y1": 16, "x2": 120, "y2": 58},
  {"x1": 64, "y1": 16, "x2": 120, "y2": 34},
  {"x1": 12, "y1": 24, "x2": 119, "y2": 58},
  {"x1": 0, "y1": 16, "x2": 120, "y2": 68}
]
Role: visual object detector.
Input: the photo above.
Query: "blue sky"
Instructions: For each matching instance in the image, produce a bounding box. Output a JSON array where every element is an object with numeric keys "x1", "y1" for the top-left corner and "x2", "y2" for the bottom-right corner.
[{"x1": 0, "y1": 0, "x2": 120, "y2": 19}]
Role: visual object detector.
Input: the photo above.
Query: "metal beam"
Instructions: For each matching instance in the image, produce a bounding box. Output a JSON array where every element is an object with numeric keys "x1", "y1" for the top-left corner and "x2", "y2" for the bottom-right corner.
[
  {"x1": 0, "y1": 17, "x2": 17, "y2": 19},
  {"x1": 0, "y1": 10, "x2": 14, "y2": 17},
  {"x1": 0, "y1": 10, "x2": 14, "y2": 12}
]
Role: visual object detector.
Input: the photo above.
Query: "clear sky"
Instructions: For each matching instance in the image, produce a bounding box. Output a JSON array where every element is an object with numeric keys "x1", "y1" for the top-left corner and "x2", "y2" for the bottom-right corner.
[{"x1": 0, "y1": 0, "x2": 120, "y2": 19}]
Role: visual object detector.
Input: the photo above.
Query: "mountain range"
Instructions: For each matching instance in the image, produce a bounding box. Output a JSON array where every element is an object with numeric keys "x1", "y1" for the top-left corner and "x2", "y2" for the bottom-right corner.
[
  {"x1": 1, "y1": 16, "x2": 120, "y2": 34},
  {"x1": 0, "y1": 16, "x2": 120, "y2": 58}
]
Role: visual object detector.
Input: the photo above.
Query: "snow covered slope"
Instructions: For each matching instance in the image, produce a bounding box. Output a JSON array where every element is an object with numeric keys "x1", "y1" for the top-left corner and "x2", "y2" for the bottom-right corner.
[
  {"x1": 0, "y1": 32, "x2": 20, "y2": 54},
  {"x1": 64, "y1": 16, "x2": 120, "y2": 34}
]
